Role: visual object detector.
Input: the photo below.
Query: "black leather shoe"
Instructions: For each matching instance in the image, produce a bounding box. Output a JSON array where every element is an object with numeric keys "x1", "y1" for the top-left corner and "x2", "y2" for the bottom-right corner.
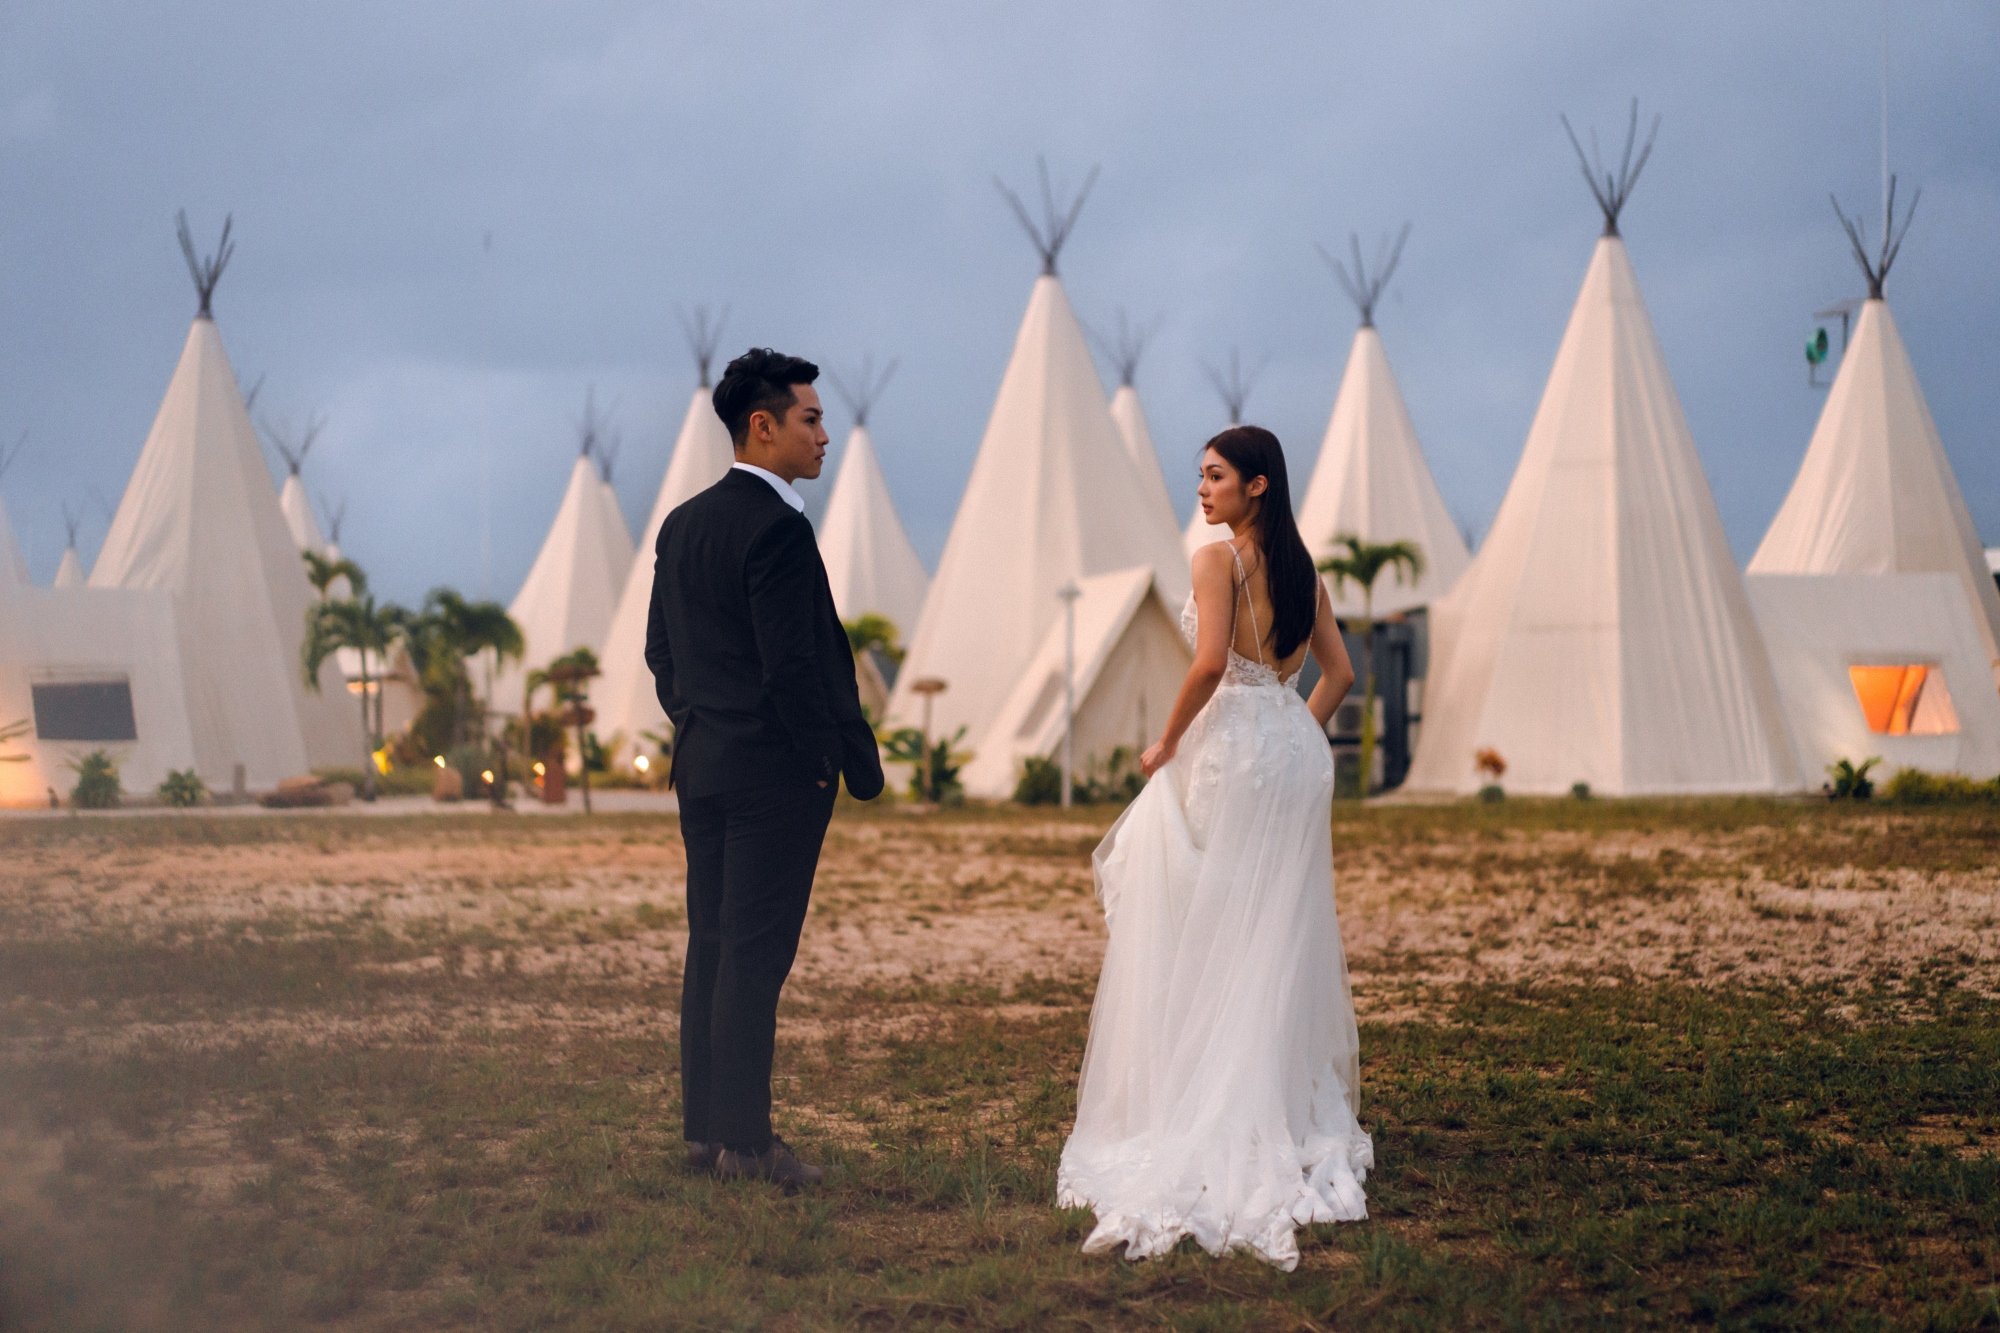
[
  {"x1": 684, "y1": 1140, "x2": 720, "y2": 1174},
  {"x1": 715, "y1": 1137, "x2": 824, "y2": 1192}
]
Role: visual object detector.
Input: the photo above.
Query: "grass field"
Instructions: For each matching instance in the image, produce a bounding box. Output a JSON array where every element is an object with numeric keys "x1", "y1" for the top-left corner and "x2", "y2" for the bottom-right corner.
[{"x1": 1, "y1": 798, "x2": 1997, "y2": 1329}]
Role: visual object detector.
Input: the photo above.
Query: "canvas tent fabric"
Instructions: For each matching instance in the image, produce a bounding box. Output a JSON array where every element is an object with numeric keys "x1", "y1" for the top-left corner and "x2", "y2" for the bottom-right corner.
[
  {"x1": 0, "y1": 581, "x2": 197, "y2": 807},
  {"x1": 491, "y1": 453, "x2": 636, "y2": 713},
  {"x1": 53, "y1": 546, "x2": 85, "y2": 588},
  {"x1": 1294, "y1": 326, "x2": 1471, "y2": 616},
  {"x1": 1109, "y1": 383, "x2": 1185, "y2": 562},
  {"x1": 0, "y1": 497, "x2": 28, "y2": 588},
  {"x1": 1404, "y1": 237, "x2": 1801, "y2": 796},
  {"x1": 88, "y1": 316, "x2": 358, "y2": 788},
  {"x1": 819, "y1": 422, "x2": 929, "y2": 635},
  {"x1": 594, "y1": 387, "x2": 735, "y2": 762},
  {"x1": 888, "y1": 274, "x2": 1189, "y2": 751},
  {"x1": 1748, "y1": 298, "x2": 2000, "y2": 684},
  {"x1": 958, "y1": 566, "x2": 1191, "y2": 798},
  {"x1": 1748, "y1": 572, "x2": 2000, "y2": 780},
  {"x1": 279, "y1": 473, "x2": 328, "y2": 555}
]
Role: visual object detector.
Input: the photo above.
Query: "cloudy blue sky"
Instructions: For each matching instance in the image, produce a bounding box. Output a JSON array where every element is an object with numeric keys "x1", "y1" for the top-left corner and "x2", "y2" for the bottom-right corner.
[{"x1": 2, "y1": 2, "x2": 1995, "y2": 606}]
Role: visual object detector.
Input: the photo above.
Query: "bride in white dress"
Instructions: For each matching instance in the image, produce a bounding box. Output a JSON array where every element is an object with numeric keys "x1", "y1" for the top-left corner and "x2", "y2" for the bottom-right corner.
[{"x1": 1058, "y1": 425, "x2": 1373, "y2": 1271}]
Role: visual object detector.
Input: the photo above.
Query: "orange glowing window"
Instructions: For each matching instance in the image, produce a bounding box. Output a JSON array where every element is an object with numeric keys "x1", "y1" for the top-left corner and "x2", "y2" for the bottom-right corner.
[{"x1": 1848, "y1": 664, "x2": 1959, "y2": 736}]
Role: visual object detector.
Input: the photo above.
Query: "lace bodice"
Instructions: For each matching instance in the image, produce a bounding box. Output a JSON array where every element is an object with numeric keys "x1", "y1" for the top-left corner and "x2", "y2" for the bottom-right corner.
[{"x1": 1177, "y1": 548, "x2": 1305, "y2": 690}]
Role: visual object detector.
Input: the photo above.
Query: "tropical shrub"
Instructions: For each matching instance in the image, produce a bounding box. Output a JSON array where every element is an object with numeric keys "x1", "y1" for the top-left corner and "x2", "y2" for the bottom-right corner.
[
  {"x1": 157, "y1": 769, "x2": 207, "y2": 808},
  {"x1": 1824, "y1": 756, "x2": 1880, "y2": 800},
  {"x1": 1477, "y1": 783, "x2": 1505, "y2": 804},
  {"x1": 884, "y1": 726, "x2": 966, "y2": 805},
  {"x1": 70, "y1": 751, "x2": 121, "y2": 809},
  {"x1": 1569, "y1": 781, "x2": 1593, "y2": 800},
  {"x1": 1879, "y1": 768, "x2": 1999, "y2": 806}
]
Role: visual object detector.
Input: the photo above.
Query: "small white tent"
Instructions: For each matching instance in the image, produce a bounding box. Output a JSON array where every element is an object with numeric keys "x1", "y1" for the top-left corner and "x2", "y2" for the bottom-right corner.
[
  {"x1": 1749, "y1": 573, "x2": 2000, "y2": 781},
  {"x1": 888, "y1": 167, "x2": 1188, "y2": 753},
  {"x1": 820, "y1": 358, "x2": 929, "y2": 635},
  {"x1": 593, "y1": 434, "x2": 636, "y2": 573},
  {"x1": 52, "y1": 505, "x2": 86, "y2": 588},
  {"x1": 0, "y1": 581, "x2": 197, "y2": 807},
  {"x1": 1748, "y1": 182, "x2": 2000, "y2": 686},
  {"x1": 268, "y1": 416, "x2": 328, "y2": 556},
  {"x1": 594, "y1": 315, "x2": 736, "y2": 763},
  {"x1": 492, "y1": 403, "x2": 636, "y2": 715},
  {"x1": 1097, "y1": 313, "x2": 1184, "y2": 556},
  {"x1": 88, "y1": 215, "x2": 356, "y2": 789},
  {"x1": 1181, "y1": 349, "x2": 1256, "y2": 555},
  {"x1": 1294, "y1": 229, "x2": 1471, "y2": 616},
  {"x1": 958, "y1": 567, "x2": 1190, "y2": 798},
  {"x1": 0, "y1": 436, "x2": 29, "y2": 588},
  {"x1": 1405, "y1": 109, "x2": 1800, "y2": 797}
]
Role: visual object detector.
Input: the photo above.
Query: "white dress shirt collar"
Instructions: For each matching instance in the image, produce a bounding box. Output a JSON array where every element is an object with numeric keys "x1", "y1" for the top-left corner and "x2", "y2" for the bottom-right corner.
[{"x1": 731, "y1": 461, "x2": 805, "y2": 513}]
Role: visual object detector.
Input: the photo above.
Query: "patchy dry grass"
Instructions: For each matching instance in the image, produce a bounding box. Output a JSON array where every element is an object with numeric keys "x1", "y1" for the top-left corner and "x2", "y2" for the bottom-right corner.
[{"x1": 1, "y1": 798, "x2": 1996, "y2": 1329}]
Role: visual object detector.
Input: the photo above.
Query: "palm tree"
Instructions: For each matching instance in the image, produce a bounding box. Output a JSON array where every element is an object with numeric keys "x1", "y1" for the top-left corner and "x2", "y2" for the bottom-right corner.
[
  {"x1": 302, "y1": 549, "x2": 366, "y2": 601},
  {"x1": 303, "y1": 593, "x2": 405, "y2": 800},
  {"x1": 843, "y1": 613, "x2": 906, "y2": 666},
  {"x1": 1317, "y1": 535, "x2": 1425, "y2": 797},
  {"x1": 409, "y1": 589, "x2": 524, "y2": 752},
  {"x1": 544, "y1": 647, "x2": 602, "y2": 814}
]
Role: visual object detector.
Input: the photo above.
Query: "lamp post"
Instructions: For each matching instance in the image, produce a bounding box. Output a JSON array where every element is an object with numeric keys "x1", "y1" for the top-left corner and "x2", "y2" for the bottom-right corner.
[
  {"x1": 909, "y1": 677, "x2": 948, "y2": 803},
  {"x1": 1057, "y1": 581, "x2": 1081, "y2": 809}
]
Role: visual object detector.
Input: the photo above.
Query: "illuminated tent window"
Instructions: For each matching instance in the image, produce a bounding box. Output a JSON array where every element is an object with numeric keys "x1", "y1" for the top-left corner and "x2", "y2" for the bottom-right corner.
[{"x1": 1848, "y1": 664, "x2": 1959, "y2": 736}]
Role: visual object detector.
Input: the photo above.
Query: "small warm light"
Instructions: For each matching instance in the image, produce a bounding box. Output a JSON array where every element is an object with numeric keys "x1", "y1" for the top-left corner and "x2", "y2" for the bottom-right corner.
[
  {"x1": 533, "y1": 761, "x2": 547, "y2": 776},
  {"x1": 371, "y1": 748, "x2": 391, "y2": 775},
  {"x1": 433, "y1": 755, "x2": 447, "y2": 768},
  {"x1": 634, "y1": 755, "x2": 651, "y2": 773},
  {"x1": 480, "y1": 770, "x2": 495, "y2": 784}
]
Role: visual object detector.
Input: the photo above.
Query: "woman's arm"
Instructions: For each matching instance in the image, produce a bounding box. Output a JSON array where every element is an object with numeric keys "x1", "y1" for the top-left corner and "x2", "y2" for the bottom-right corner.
[
  {"x1": 1303, "y1": 579, "x2": 1356, "y2": 730},
  {"x1": 1141, "y1": 544, "x2": 1236, "y2": 777}
]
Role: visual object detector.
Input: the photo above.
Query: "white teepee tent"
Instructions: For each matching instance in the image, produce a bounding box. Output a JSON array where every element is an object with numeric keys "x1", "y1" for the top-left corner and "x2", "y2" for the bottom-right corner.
[
  {"x1": 1097, "y1": 313, "x2": 1184, "y2": 554},
  {"x1": 1295, "y1": 228, "x2": 1472, "y2": 616},
  {"x1": 1748, "y1": 182, "x2": 2000, "y2": 685},
  {"x1": 1181, "y1": 349, "x2": 1255, "y2": 555},
  {"x1": 593, "y1": 433, "x2": 636, "y2": 572},
  {"x1": 492, "y1": 401, "x2": 637, "y2": 714},
  {"x1": 0, "y1": 435, "x2": 29, "y2": 589},
  {"x1": 888, "y1": 167, "x2": 1188, "y2": 752},
  {"x1": 1405, "y1": 109, "x2": 1801, "y2": 796},
  {"x1": 595, "y1": 314, "x2": 736, "y2": 763},
  {"x1": 820, "y1": 358, "x2": 929, "y2": 635},
  {"x1": 88, "y1": 214, "x2": 356, "y2": 789},
  {"x1": 52, "y1": 504, "x2": 86, "y2": 588},
  {"x1": 268, "y1": 416, "x2": 328, "y2": 555}
]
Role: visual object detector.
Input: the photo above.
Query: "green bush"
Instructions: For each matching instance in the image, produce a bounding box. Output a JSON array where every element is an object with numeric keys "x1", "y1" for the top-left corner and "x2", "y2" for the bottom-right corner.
[
  {"x1": 1880, "y1": 767, "x2": 2000, "y2": 806},
  {"x1": 69, "y1": 751, "x2": 122, "y2": 809},
  {"x1": 1013, "y1": 747, "x2": 1145, "y2": 807},
  {"x1": 883, "y1": 726, "x2": 966, "y2": 805},
  {"x1": 1477, "y1": 783, "x2": 1505, "y2": 804},
  {"x1": 1014, "y1": 755, "x2": 1064, "y2": 805},
  {"x1": 1569, "y1": 781, "x2": 1593, "y2": 800},
  {"x1": 1824, "y1": 756, "x2": 1879, "y2": 800},
  {"x1": 157, "y1": 769, "x2": 207, "y2": 808}
]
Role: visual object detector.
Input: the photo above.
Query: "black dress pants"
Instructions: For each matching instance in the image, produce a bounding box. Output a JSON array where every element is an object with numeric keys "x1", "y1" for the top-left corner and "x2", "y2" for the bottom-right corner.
[{"x1": 676, "y1": 779, "x2": 837, "y2": 1154}]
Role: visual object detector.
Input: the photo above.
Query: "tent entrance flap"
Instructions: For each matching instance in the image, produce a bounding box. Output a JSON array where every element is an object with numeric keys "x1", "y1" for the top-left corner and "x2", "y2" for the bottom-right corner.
[{"x1": 1848, "y1": 664, "x2": 1957, "y2": 736}]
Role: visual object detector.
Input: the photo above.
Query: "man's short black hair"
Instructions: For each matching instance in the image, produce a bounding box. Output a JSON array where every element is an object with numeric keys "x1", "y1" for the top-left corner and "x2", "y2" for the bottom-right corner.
[{"x1": 712, "y1": 348, "x2": 820, "y2": 449}]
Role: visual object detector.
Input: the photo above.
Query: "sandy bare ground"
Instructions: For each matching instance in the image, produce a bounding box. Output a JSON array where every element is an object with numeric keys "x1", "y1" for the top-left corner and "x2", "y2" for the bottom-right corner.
[{"x1": 5, "y1": 803, "x2": 1995, "y2": 1052}]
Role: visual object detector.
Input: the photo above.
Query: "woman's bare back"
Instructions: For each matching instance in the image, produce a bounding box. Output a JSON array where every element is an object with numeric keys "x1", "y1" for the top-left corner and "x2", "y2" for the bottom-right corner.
[{"x1": 1223, "y1": 540, "x2": 1311, "y2": 680}]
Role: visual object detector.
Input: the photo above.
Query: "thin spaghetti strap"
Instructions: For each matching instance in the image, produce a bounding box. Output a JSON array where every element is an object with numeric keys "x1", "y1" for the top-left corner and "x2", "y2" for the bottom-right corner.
[{"x1": 1228, "y1": 544, "x2": 1267, "y2": 667}]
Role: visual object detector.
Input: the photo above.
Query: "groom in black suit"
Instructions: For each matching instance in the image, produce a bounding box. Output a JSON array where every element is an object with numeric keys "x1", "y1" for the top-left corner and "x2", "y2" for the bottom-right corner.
[{"x1": 644, "y1": 347, "x2": 884, "y2": 1190}]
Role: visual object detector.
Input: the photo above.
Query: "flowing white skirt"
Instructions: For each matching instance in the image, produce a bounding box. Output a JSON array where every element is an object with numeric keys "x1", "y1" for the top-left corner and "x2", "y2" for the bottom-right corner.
[{"x1": 1057, "y1": 681, "x2": 1372, "y2": 1271}]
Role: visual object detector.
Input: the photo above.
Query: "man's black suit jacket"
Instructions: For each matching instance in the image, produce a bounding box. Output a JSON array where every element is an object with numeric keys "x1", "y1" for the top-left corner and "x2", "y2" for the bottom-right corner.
[{"x1": 644, "y1": 467, "x2": 884, "y2": 800}]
